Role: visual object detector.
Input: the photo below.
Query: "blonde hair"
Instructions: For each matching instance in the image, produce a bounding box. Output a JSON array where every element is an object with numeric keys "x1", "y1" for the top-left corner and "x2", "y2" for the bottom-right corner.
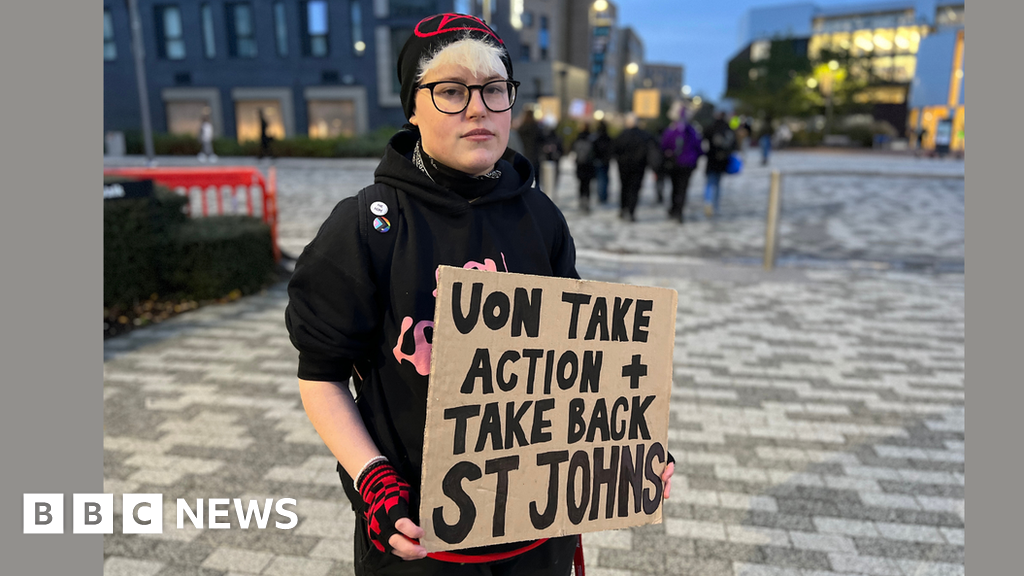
[{"x1": 416, "y1": 37, "x2": 508, "y2": 83}]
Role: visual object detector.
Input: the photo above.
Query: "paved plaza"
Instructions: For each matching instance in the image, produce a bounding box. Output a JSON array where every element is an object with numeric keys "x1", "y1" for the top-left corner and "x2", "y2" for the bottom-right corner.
[{"x1": 103, "y1": 150, "x2": 965, "y2": 576}]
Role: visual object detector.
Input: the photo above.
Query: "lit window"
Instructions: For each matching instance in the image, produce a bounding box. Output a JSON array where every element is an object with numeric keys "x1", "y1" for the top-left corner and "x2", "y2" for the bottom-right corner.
[
  {"x1": 351, "y1": 1, "x2": 365, "y2": 56},
  {"x1": 303, "y1": 1, "x2": 329, "y2": 57},
  {"x1": 274, "y1": 2, "x2": 288, "y2": 56},
  {"x1": 156, "y1": 5, "x2": 186, "y2": 60},
  {"x1": 227, "y1": 3, "x2": 257, "y2": 58},
  {"x1": 103, "y1": 9, "x2": 117, "y2": 61},
  {"x1": 201, "y1": 3, "x2": 216, "y2": 59},
  {"x1": 308, "y1": 100, "x2": 357, "y2": 138},
  {"x1": 235, "y1": 101, "x2": 285, "y2": 143}
]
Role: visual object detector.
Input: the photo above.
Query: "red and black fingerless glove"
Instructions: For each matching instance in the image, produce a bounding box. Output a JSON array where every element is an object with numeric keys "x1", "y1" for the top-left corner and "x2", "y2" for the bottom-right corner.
[{"x1": 357, "y1": 460, "x2": 413, "y2": 554}]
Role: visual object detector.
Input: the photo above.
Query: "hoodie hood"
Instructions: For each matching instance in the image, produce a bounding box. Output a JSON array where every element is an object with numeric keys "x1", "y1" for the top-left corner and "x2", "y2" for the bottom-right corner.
[{"x1": 374, "y1": 129, "x2": 536, "y2": 215}]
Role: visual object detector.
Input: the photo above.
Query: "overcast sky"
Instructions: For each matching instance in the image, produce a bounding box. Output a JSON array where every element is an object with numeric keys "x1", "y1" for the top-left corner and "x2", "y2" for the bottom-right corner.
[{"x1": 615, "y1": 0, "x2": 869, "y2": 102}]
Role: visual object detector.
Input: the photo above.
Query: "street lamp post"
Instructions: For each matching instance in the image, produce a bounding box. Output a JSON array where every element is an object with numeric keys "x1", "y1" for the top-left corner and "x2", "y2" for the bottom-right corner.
[{"x1": 127, "y1": 0, "x2": 155, "y2": 163}]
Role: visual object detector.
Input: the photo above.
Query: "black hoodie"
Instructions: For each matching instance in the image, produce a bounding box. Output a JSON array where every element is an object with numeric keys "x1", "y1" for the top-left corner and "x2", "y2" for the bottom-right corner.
[{"x1": 285, "y1": 129, "x2": 579, "y2": 534}]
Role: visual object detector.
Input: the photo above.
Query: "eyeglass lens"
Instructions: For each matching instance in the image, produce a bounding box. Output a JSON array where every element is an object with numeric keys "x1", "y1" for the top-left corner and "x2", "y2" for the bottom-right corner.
[{"x1": 430, "y1": 81, "x2": 516, "y2": 113}]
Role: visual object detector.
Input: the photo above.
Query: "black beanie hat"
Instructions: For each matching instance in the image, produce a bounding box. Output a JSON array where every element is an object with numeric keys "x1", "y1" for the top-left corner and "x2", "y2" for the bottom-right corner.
[{"x1": 397, "y1": 13, "x2": 514, "y2": 120}]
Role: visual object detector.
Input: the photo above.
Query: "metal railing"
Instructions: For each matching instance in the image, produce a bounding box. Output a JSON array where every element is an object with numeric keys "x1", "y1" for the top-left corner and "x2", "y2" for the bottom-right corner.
[{"x1": 103, "y1": 166, "x2": 281, "y2": 262}]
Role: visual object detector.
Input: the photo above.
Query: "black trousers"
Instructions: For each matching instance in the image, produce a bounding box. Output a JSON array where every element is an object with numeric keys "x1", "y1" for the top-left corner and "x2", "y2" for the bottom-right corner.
[
  {"x1": 353, "y1": 516, "x2": 577, "y2": 576},
  {"x1": 667, "y1": 165, "x2": 695, "y2": 218},
  {"x1": 618, "y1": 167, "x2": 645, "y2": 215},
  {"x1": 578, "y1": 175, "x2": 593, "y2": 199}
]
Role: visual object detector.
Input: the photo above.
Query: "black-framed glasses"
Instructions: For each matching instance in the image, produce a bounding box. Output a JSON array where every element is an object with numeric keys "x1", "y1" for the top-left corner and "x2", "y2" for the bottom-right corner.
[{"x1": 417, "y1": 79, "x2": 521, "y2": 114}]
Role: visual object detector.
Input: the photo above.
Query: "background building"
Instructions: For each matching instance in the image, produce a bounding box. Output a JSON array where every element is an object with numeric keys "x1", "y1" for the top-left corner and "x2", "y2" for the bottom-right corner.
[
  {"x1": 616, "y1": 27, "x2": 644, "y2": 114},
  {"x1": 730, "y1": 0, "x2": 964, "y2": 148},
  {"x1": 103, "y1": 0, "x2": 526, "y2": 141},
  {"x1": 640, "y1": 63, "x2": 684, "y2": 101}
]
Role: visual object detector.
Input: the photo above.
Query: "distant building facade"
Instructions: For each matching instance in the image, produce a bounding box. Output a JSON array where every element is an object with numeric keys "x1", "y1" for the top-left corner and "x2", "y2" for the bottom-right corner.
[
  {"x1": 103, "y1": 0, "x2": 526, "y2": 141},
  {"x1": 640, "y1": 63, "x2": 684, "y2": 101},
  {"x1": 732, "y1": 0, "x2": 964, "y2": 149}
]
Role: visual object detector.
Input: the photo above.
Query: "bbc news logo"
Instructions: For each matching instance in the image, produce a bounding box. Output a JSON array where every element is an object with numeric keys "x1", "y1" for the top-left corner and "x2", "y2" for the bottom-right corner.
[{"x1": 23, "y1": 494, "x2": 297, "y2": 534}]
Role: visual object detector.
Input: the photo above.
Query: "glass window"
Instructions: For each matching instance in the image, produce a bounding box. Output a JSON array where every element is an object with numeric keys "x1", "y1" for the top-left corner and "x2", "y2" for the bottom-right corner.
[
  {"x1": 308, "y1": 100, "x2": 357, "y2": 138},
  {"x1": 520, "y1": 44, "x2": 530, "y2": 62},
  {"x1": 304, "y1": 1, "x2": 329, "y2": 57},
  {"x1": 872, "y1": 28, "x2": 896, "y2": 54},
  {"x1": 274, "y1": 2, "x2": 288, "y2": 56},
  {"x1": 390, "y1": 0, "x2": 437, "y2": 18},
  {"x1": 391, "y1": 27, "x2": 413, "y2": 95},
  {"x1": 201, "y1": 4, "x2": 216, "y2": 59},
  {"x1": 166, "y1": 101, "x2": 210, "y2": 136},
  {"x1": 351, "y1": 1, "x2": 365, "y2": 56},
  {"x1": 104, "y1": 9, "x2": 117, "y2": 61},
  {"x1": 235, "y1": 100, "x2": 285, "y2": 142},
  {"x1": 156, "y1": 5, "x2": 186, "y2": 60},
  {"x1": 454, "y1": 0, "x2": 471, "y2": 15},
  {"x1": 522, "y1": 11, "x2": 533, "y2": 27},
  {"x1": 851, "y1": 29, "x2": 874, "y2": 56},
  {"x1": 227, "y1": 3, "x2": 257, "y2": 58},
  {"x1": 936, "y1": 5, "x2": 965, "y2": 27}
]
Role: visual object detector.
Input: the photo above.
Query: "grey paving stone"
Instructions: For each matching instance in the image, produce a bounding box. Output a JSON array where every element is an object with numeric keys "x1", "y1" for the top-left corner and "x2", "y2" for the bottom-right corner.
[
  {"x1": 761, "y1": 546, "x2": 831, "y2": 570},
  {"x1": 598, "y1": 548, "x2": 666, "y2": 574},
  {"x1": 104, "y1": 152, "x2": 963, "y2": 576},
  {"x1": 852, "y1": 538, "x2": 964, "y2": 564},
  {"x1": 693, "y1": 540, "x2": 766, "y2": 563},
  {"x1": 664, "y1": 556, "x2": 733, "y2": 576}
]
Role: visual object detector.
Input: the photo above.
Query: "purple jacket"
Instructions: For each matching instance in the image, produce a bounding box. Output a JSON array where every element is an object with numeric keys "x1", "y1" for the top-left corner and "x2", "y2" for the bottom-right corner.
[{"x1": 661, "y1": 122, "x2": 702, "y2": 168}]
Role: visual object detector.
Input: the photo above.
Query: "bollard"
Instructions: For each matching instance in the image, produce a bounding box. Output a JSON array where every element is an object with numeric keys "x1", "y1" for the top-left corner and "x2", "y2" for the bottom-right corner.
[
  {"x1": 764, "y1": 170, "x2": 782, "y2": 271},
  {"x1": 541, "y1": 160, "x2": 557, "y2": 200}
]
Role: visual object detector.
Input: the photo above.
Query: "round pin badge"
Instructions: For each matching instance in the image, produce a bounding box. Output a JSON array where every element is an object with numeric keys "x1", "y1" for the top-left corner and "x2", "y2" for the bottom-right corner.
[
  {"x1": 373, "y1": 216, "x2": 391, "y2": 233},
  {"x1": 370, "y1": 201, "x2": 389, "y2": 216}
]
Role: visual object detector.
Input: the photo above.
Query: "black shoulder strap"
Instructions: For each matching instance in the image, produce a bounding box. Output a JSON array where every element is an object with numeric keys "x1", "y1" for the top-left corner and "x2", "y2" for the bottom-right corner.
[
  {"x1": 352, "y1": 184, "x2": 400, "y2": 393},
  {"x1": 356, "y1": 184, "x2": 400, "y2": 293}
]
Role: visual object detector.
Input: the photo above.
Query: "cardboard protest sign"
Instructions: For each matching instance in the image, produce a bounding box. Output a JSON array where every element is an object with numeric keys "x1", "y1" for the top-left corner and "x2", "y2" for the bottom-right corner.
[{"x1": 420, "y1": 266, "x2": 678, "y2": 551}]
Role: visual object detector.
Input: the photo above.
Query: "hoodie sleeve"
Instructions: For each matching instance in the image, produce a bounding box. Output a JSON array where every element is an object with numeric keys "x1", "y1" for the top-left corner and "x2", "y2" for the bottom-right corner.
[{"x1": 285, "y1": 197, "x2": 381, "y2": 382}]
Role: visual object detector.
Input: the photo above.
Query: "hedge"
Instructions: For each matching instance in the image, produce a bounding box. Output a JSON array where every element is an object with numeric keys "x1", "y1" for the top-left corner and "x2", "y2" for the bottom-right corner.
[
  {"x1": 104, "y1": 176, "x2": 276, "y2": 310},
  {"x1": 121, "y1": 127, "x2": 398, "y2": 158},
  {"x1": 165, "y1": 216, "x2": 275, "y2": 301}
]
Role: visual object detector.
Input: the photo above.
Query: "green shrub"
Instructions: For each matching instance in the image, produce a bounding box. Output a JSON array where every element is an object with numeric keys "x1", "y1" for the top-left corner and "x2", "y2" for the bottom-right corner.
[
  {"x1": 104, "y1": 176, "x2": 275, "y2": 310},
  {"x1": 122, "y1": 127, "x2": 399, "y2": 158},
  {"x1": 103, "y1": 178, "x2": 188, "y2": 307},
  {"x1": 165, "y1": 216, "x2": 275, "y2": 301}
]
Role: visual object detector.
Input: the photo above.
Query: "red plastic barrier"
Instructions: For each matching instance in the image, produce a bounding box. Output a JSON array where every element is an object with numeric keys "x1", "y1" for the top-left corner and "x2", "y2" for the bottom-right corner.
[{"x1": 104, "y1": 166, "x2": 280, "y2": 262}]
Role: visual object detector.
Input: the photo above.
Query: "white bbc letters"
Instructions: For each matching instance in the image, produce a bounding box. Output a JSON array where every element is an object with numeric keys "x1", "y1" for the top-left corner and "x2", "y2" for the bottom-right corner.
[
  {"x1": 73, "y1": 493, "x2": 114, "y2": 534},
  {"x1": 23, "y1": 494, "x2": 64, "y2": 534},
  {"x1": 122, "y1": 494, "x2": 163, "y2": 534}
]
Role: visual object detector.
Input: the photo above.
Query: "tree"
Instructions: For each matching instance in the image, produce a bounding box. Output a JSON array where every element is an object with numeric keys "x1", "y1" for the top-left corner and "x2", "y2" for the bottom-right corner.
[{"x1": 726, "y1": 39, "x2": 814, "y2": 119}]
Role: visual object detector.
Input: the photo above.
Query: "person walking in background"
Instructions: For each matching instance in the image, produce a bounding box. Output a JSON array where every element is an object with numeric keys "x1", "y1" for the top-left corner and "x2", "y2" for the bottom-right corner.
[
  {"x1": 198, "y1": 115, "x2": 216, "y2": 163},
  {"x1": 572, "y1": 123, "x2": 597, "y2": 213},
  {"x1": 592, "y1": 120, "x2": 613, "y2": 205},
  {"x1": 258, "y1": 109, "x2": 273, "y2": 160},
  {"x1": 540, "y1": 115, "x2": 564, "y2": 191},
  {"x1": 759, "y1": 115, "x2": 775, "y2": 166},
  {"x1": 703, "y1": 112, "x2": 736, "y2": 218},
  {"x1": 516, "y1": 109, "x2": 543, "y2": 175},
  {"x1": 738, "y1": 116, "x2": 753, "y2": 163},
  {"x1": 612, "y1": 113, "x2": 656, "y2": 222},
  {"x1": 661, "y1": 106, "x2": 702, "y2": 223},
  {"x1": 652, "y1": 125, "x2": 669, "y2": 204}
]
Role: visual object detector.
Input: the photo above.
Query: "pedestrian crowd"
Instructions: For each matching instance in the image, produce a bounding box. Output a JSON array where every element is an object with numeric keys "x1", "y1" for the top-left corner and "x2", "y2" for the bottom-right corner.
[{"x1": 513, "y1": 104, "x2": 778, "y2": 224}]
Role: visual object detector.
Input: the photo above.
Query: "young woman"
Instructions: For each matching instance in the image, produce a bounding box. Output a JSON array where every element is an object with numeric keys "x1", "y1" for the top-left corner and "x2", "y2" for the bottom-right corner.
[{"x1": 286, "y1": 14, "x2": 673, "y2": 576}]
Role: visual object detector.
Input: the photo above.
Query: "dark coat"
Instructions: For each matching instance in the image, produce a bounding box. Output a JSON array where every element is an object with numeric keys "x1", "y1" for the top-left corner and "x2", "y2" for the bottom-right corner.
[
  {"x1": 704, "y1": 119, "x2": 736, "y2": 174},
  {"x1": 612, "y1": 126, "x2": 656, "y2": 173}
]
